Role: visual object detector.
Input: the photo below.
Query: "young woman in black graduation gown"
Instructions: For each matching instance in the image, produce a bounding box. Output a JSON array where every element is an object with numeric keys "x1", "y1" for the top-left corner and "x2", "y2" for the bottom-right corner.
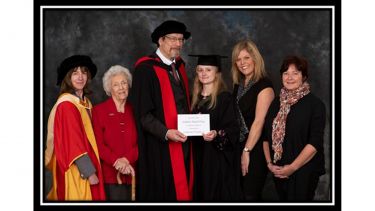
[{"x1": 189, "y1": 55, "x2": 241, "y2": 201}]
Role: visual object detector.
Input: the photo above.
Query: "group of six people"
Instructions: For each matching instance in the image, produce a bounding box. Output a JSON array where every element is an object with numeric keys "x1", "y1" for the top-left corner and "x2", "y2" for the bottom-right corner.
[{"x1": 45, "y1": 20, "x2": 326, "y2": 202}]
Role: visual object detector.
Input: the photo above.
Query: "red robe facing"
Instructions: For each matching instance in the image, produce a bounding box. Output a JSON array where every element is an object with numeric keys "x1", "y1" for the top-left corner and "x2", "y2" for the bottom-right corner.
[{"x1": 45, "y1": 93, "x2": 106, "y2": 201}]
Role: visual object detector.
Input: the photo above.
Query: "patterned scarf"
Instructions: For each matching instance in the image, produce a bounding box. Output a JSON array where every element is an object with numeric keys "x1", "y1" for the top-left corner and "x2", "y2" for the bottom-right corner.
[{"x1": 272, "y1": 82, "x2": 310, "y2": 163}]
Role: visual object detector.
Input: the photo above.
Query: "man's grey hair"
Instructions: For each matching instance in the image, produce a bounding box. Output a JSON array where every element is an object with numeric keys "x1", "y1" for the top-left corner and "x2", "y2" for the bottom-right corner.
[{"x1": 102, "y1": 65, "x2": 132, "y2": 96}]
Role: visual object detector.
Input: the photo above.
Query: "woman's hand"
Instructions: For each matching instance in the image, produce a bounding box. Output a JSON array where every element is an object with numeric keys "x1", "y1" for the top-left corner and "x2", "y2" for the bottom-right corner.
[
  {"x1": 88, "y1": 173, "x2": 99, "y2": 185},
  {"x1": 241, "y1": 151, "x2": 250, "y2": 176},
  {"x1": 273, "y1": 164, "x2": 296, "y2": 179},
  {"x1": 202, "y1": 130, "x2": 217, "y2": 142},
  {"x1": 267, "y1": 163, "x2": 283, "y2": 174},
  {"x1": 120, "y1": 164, "x2": 135, "y2": 176},
  {"x1": 113, "y1": 157, "x2": 129, "y2": 172}
]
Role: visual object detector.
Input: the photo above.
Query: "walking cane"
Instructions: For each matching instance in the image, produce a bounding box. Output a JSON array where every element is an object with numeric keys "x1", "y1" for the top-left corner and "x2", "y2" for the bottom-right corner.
[
  {"x1": 116, "y1": 171, "x2": 122, "y2": 184},
  {"x1": 131, "y1": 174, "x2": 136, "y2": 201},
  {"x1": 116, "y1": 171, "x2": 136, "y2": 201}
]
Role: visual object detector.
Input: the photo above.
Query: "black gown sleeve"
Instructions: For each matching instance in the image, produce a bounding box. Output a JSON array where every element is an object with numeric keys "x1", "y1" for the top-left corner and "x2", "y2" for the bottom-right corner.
[
  {"x1": 213, "y1": 92, "x2": 239, "y2": 150},
  {"x1": 140, "y1": 113, "x2": 168, "y2": 140},
  {"x1": 130, "y1": 62, "x2": 168, "y2": 141},
  {"x1": 307, "y1": 97, "x2": 326, "y2": 151}
]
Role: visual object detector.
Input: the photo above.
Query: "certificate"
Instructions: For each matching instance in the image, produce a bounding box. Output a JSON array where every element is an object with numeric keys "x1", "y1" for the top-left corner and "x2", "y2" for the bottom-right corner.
[{"x1": 177, "y1": 114, "x2": 210, "y2": 136}]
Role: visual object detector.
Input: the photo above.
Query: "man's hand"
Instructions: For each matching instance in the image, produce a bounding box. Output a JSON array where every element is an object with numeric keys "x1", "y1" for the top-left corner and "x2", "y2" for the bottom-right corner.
[{"x1": 166, "y1": 129, "x2": 187, "y2": 142}]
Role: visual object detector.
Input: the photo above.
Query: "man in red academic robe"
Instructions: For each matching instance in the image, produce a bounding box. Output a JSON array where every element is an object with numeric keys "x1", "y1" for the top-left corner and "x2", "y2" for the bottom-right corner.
[{"x1": 130, "y1": 20, "x2": 194, "y2": 201}]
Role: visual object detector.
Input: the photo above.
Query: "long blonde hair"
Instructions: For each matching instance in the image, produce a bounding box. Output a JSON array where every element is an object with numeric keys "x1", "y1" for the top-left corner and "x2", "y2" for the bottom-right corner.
[
  {"x1": 191, "y1": 66, "x2": 227, "y2": 110},
  {"x1": 231, "y1": 39, "x2": 267, "y2": 85}
]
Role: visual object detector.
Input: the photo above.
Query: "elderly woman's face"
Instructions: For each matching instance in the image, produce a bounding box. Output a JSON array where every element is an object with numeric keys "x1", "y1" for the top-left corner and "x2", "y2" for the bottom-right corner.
[
  {"x1": 110, "y1": 73, "x2": 129, "y2": 102},
  {"x1": 282, "y1": 64, "x2": 303, "y2": 91},
  {"x1": 71, "y1": 67, "x2": 88, "y2": 91},
  {"x1": 236, "y1": 49, "x2": 255, "y2": 78}
]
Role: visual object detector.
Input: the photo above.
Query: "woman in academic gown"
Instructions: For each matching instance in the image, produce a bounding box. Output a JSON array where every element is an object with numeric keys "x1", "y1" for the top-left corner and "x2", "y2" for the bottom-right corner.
[
  {"x1": 189, "y1": 54, "x2": 241, "y2": 201},
  {"x1": 44, "y1": 55, "x2": 105, "y2": 201}
]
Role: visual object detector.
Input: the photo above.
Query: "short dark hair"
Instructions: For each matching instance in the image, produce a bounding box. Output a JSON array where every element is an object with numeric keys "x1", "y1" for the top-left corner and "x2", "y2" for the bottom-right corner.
[
  {"x1": 59, "y1": 66, "x2": 92, "y2": 96},
  {"x1": 280, "y1": 55, "x2": 308, "y2": 81}
]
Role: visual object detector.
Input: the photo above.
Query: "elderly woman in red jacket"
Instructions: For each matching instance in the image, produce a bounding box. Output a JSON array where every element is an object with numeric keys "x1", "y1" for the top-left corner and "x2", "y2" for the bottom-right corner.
[{"x1": 92, "y1": 65, "x2": 138, "y2": 201}]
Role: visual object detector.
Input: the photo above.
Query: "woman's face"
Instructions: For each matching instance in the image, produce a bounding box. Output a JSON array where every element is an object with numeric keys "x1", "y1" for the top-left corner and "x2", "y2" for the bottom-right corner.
[
  {"x1": 282, "y1": 64, "x2": 303, "y2": 91},
  {"x1": 196, "y1": 65, "x2": 217, "y2": 85},
  {"x1": 110, "y1": 73, "x2": 129, "y2": 102},
  {"x1": 236, "y1": 49, "x2": 255, "y2": 78},
  {"x1": 71, "y1": 67, "x2": 88, "y2": 91}
]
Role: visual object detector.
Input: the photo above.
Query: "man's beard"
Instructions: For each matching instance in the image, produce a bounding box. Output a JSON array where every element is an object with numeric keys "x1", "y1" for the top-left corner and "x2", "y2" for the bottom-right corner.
[{"x1": 170, "y1": 48, "x2": 181, "y2": 58}]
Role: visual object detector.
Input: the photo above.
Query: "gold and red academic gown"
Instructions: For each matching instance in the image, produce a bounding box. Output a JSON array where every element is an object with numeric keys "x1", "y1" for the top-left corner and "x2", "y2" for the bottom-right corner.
[{"x1": 45, "y1": 93, "x2": 106, "y2": 201}]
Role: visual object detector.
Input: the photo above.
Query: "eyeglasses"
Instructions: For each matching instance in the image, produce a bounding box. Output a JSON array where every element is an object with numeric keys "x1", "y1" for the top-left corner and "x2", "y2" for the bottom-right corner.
[{"x1": 164, "y1": 35, "x2": 185, "y2": 43}]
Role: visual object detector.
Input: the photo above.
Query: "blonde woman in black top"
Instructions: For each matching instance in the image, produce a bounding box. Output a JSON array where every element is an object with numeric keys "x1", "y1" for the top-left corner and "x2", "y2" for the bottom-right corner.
[{"x1": 231, "y1": 40, "x2": 275, "y2": 201}]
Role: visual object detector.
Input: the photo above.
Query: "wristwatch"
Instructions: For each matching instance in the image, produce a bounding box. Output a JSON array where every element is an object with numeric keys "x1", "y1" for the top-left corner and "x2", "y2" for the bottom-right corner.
[{"x1": 243, "y1": 147, "x2": 251, "y2": 152}]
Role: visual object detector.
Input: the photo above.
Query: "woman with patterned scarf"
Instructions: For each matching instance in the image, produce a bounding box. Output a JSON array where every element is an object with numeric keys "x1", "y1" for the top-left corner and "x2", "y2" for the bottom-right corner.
[{"x1": 263, "y1": 55, "x2": 326, "y2": 201}]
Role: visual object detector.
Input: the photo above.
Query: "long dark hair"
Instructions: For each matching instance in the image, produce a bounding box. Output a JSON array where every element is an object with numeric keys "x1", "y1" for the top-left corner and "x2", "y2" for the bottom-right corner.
[{"x1": 59, "y1": 66, "x2": 92, "y2": 96}]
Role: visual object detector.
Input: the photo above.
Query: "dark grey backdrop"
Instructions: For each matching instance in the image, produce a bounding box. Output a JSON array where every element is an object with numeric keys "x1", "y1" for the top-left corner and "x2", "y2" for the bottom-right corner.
[{"x1": 43, "y1": 8, "x2": 332, "y2": 201}]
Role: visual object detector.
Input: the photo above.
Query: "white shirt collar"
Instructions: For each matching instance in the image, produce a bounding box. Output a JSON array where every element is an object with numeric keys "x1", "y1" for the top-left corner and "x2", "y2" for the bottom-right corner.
[{"x1": 156, "y1": 48, "x2": 175, "y2": 65}]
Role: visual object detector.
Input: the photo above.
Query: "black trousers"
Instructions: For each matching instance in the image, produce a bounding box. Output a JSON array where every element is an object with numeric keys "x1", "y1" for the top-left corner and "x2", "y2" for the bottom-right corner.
[
  {"x1": 240, "y1": 141, "x2": 268, "y2": 201},
  {"x1": 274, "y1": 172, "x2": 320, "y2": 201}
]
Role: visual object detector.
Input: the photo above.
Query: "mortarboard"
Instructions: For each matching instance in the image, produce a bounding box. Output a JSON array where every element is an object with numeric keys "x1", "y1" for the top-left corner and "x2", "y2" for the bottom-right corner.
[{"x1": 189, "y1": 54, "x2": 228, "y2": 72}]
